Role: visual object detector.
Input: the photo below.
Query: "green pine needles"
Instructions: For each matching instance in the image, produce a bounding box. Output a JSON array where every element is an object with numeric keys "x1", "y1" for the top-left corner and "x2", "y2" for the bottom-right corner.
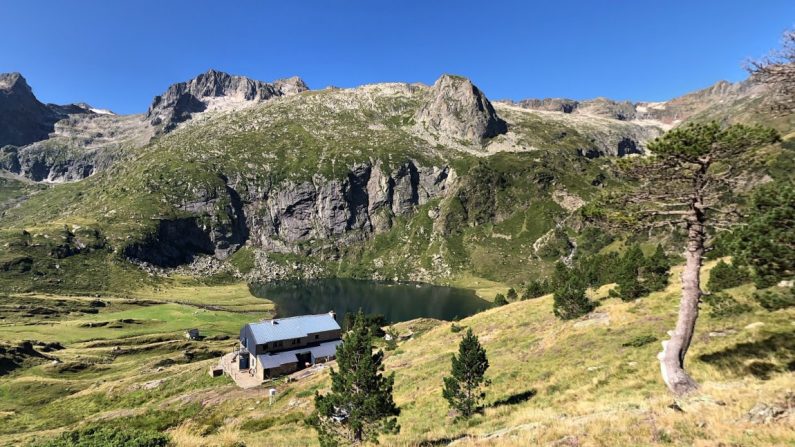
[
  {"x1": 553, "y1": 277, "x2": 594, "y2": 320},
  {"x1": 443, "y1": 328, "x2": 490, "y2": 419},
  {"x1": 309, "y1": 311, "x2": 399, "y2": 446}
]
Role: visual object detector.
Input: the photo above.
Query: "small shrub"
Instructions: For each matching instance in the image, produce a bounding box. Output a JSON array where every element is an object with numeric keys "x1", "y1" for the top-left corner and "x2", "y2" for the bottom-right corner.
[
  {"x1": 493, "y1": 294, "x2": 509, "y2": 306},
  {"x1": 450, "y1": 323, "x2": 464, "y2": 333},
  {"x1": 702, "y1": 293, "x2": 752, "y2": 317},
  {"x1": 553, "y1": 278, "x2": 594, "y2": 320},
  {"x1": 707, "y1": 260, "x2": 750, "y2": 292},
  {"x1": 385, "y1": 326, "x2": 399, "y2": 351},
  {"x1": 32, "y1": 426, "x2": 169, "y2": 447},
  {"x1": 506, "y1": 288, "x2": 518, "y2": 301},
  {"x1": 621, "y1": 334, "x2": 658, "y2": 348},
  {"x1": 522, "y1": 280, "x2": 549, "y2": 300},
  {"x1": 753, "y1": 288, "x2": 795, "y2": 311}
]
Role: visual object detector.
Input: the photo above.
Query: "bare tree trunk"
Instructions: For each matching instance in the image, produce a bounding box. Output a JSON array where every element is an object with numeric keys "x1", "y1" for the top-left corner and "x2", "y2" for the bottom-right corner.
[{"x1": 658, "y1": 207, "x2": 703, "y2": 396}]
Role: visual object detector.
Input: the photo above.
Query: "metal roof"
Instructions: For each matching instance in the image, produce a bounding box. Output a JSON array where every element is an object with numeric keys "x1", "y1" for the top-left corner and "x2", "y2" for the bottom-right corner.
[
  {"x1": 247, "y1": 312, "x2": 340, "y2": 345},
  {"x1": 257, "y1": 339, "x2": 342, "y2": 369}
]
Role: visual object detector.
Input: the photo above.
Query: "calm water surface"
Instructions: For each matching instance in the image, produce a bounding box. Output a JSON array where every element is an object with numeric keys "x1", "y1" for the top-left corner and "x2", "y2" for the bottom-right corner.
[{"x1": 250, "y1": 279, "x2": 491, "y2": 323}]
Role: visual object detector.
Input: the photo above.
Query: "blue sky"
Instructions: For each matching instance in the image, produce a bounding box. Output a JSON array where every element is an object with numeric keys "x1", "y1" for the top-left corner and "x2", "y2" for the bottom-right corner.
[{"x1": 1, "y1": 1, "x2": 793, "y2": 114}]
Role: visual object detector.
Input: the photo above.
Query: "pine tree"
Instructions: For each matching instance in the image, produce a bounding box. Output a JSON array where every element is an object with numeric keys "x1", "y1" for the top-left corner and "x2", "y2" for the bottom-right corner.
[
  {"x1": 493, "y1": 293, "x2": 508, "y2": 306},
  {"x1": 550, "y1": 261, "x2": 571, "y2": 290},
  {"x1": 442, "y1": 328, "x2": 489, "y2": 419},
  {"x1": 522, "y1": 280, "x2": 548, "y2": 300},
  {"x1": 644, "y1": 244, "x2": 671, "y2": 292},
  {"x1": 613, "y1": 244, "x2": 647, "y2": 301},
  {"x1": 591, "y1": 121, "x2": 779, "y2": 395},
  {"x1": 731, "y1": 182, "x2": 795, "y2": 288},
  {"x1": 309, "y1": 312, "x2": 399, "y2": 446},
  {"x1": 553, "y1": 276, "x2": 594, "y2": 320},
  {"x1": 506, "y1": 287, "x2": 518, "y2": 301},
  {"x1": 706, "y1": 259, "x2": 750, "y2": 292},
  {"x1": 748, "y1": 28, "x2": 795, "y2": 112}
]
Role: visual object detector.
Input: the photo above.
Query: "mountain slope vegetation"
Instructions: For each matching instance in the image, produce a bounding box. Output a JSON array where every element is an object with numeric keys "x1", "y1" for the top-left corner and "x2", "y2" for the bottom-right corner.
[
  {"x1": 0, "y1": 68, "x2": 793, "y2": 446},
  {"x1": 2, "y1": 70, "x2": 791, "y2": 294}
]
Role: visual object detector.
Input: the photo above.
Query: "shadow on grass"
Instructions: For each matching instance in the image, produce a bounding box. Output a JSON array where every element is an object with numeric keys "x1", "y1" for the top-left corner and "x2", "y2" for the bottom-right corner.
[
  {"x1": 698, "y1": 333, "x2": 795, "y2": 380},
  {"x1": 417, "y1": 436, "x2": 468, "y2": 446},
  {"x1": 489, "y1": 389, "x2": 537, "y2": 408}
]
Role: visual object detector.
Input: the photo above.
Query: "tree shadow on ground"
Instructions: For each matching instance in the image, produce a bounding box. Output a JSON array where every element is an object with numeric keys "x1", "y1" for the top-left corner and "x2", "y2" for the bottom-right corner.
[
  {"x1": 489, "y1": 389, "x2": 537, "y2": 408},
  {"x1": 698, "y1": 333, "x2": 795, "y2": 379},
  {"x1": 417, "y1": 436, "x2": 468, "y2": 446}
]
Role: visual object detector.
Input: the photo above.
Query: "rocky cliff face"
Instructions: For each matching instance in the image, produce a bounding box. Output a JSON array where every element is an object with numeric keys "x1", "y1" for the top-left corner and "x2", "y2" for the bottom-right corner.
[
  {"x1": 0, "y1": 145, "x2": 97, "y2": 182},
  {"x1": 414, "y1": 74, "x2": 507, "y2": 145},
  {"x1": 0, "y1": 109, "x2": 153, "y2": 183},
  {"x1": 146, "y1": 69, "x2": 309, "y2": 133},
  {"x1": 0, "y1": 73, "x2": 88, "y2": 148},
  {"x1": 124, "y1": 159, "x2": 455, "y2": 267}
]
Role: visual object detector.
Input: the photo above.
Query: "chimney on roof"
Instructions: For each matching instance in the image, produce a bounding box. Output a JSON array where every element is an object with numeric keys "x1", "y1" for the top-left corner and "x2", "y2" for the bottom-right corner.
[{"x1": 329, "y1": 310, "x2": 337, "y2": 320}]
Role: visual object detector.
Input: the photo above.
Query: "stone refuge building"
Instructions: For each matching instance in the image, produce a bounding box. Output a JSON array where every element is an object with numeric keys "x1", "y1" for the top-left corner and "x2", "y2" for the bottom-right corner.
[{"x1": 238, "y1": 312, "x2": 342, "y2": 379}]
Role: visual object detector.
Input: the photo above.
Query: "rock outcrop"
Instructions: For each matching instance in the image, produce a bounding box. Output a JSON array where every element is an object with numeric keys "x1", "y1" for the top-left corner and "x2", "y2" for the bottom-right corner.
[
  {"x1": 508, "y1": 97, "x2": 637, "y2": 121},
  {"x1": 124, "y1": 160, "x2": 455, "y2": 266},
  {"x1": 415, "y1": 74, "x2": 507, "y2": 145},
  {"x1": 146, "y1": 69, "x2": 309, "y2": 133},
  {"x1": 0, "y1": 73, "x2": 90, "y2": 147},
  {"x1": 0, "y1": 145, "x2": 97, "y2": 182},
  {"x1": 512, "y1": 98, "x2": 579, "y2": 113}
]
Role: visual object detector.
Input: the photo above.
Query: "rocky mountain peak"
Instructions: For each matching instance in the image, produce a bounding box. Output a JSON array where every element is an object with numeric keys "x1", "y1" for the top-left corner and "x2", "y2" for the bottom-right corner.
[
  {"x1": 0, "y1": 72, "x2": 33, "y2": 95},
  {"x1": 0, "y1": 72, "x2": 59, "y2": 147},
  {"x1": 146, "y1": 69, "x2": 309, "y2": 133},
  {"x1": 414, "y1": 74, "x2": 507, "y2": 145},
  {"x1": 273, "y1": 76, "x2": 310, "y2": 95}
]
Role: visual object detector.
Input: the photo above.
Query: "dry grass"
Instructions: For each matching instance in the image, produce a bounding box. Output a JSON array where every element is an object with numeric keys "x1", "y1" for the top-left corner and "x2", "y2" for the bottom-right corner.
[
  {"x1": 4, "y1": 261, "x2": 793, "y2": 446},
  {"x1": 153, "y1": 261, "x2": 795, "y2": 446}
]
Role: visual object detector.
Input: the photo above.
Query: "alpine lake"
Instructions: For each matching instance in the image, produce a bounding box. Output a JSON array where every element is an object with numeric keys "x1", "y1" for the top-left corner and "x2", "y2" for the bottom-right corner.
[{"x1": 250, "y1": 278, "x2": 492, "y2": 324}]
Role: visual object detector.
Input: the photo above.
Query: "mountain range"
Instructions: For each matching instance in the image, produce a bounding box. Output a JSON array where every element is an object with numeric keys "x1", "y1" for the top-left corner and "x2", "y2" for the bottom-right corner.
[{"x1": 0, "y1": 69, "x2": 791, "y2": 293}]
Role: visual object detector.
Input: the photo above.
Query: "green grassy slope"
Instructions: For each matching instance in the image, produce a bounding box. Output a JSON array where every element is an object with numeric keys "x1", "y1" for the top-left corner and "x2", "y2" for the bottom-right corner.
[{"x1": 2, "y1": 78, "x2": 794, "y2": 298}]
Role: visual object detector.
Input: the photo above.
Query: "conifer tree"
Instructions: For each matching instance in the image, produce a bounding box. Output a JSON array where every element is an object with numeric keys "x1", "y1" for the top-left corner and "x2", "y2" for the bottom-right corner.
[
  {"x1": 553, "y1": 276, "x2": 594, "y2": 320},
  {"x1": 749, "y1": 28, "x2": 795, "y2": 112},
  {"x1": 442, "y1": 328, "x2": 489, "y2": 419},
  {"x1": 731, "y1": 182, "x2": 795, "y2": 288},
  {"x1": 645, "y1": 244, "x2": 671, "y2": 292},
  {"x1": 613, "y1": 244, "x2": 647, "y2": 300},
  {"x1": 309, "y1": 311, "x2": 399, "y2": 446},
  {"x1": 591, "y1": 121, "x2": 779, "y2": 395},
  {"x1": 506, "y1": 287, "x2": 518, "y2": 301},
  {"x1": 522, "y1": 280, "x2": 549, "y2": 300},
  {"x1": 706, "y1": 259, "x2": 750, "y2": 292}
]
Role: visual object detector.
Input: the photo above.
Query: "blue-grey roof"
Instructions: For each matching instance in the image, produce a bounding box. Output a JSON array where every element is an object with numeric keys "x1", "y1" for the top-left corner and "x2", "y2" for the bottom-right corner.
[
  {"x1": 247, "y1": 313, "x2": 340, "y2": 345},
  {"x1": 257, "y1": 339, "x2": 342, "y2": 369}
]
